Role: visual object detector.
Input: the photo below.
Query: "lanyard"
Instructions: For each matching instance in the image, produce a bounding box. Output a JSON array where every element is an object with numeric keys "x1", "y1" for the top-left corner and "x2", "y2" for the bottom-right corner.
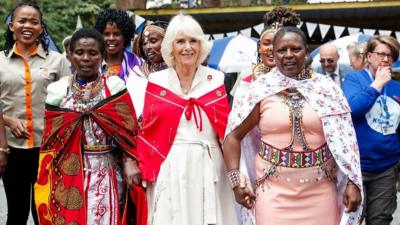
[{"x1": 366, "y1": 69, "x2": 390, "y2": 120}]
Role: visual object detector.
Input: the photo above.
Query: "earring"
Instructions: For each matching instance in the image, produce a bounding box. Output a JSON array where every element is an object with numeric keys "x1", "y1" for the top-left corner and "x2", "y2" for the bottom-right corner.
[{"x1": 12, "y1": 33, "x2": 16, "y2": 41}]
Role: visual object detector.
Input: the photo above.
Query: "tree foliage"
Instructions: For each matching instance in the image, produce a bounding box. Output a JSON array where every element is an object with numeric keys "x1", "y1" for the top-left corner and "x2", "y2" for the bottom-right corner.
[{"x1": 0, "y1": 0, "x2": 115, "y2": 50}]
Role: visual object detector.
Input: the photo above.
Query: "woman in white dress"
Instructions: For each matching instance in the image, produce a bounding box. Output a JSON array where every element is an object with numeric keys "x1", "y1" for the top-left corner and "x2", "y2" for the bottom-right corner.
[{"x1": 136, "y1": 14, "x2": 239, "y2": 225}]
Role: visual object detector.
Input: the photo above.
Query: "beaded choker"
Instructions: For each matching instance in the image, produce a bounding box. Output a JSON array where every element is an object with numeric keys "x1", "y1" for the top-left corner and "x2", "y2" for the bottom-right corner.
[
  {"x1": 252, "y1": 63, "x2": 271, "y2": 79},
  {"x1": 140, "y1": 62, "x2": 168, "y2": 77},
  {"x1": 71, "y1": 74, "x2": 103, "y2": 104},
  {"x1": 293, "y1": 67, "x2": 313, "y2": 80}
]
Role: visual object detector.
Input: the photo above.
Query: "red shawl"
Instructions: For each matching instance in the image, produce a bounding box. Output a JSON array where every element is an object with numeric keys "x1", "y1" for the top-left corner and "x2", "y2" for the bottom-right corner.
[
  {"x1": 137, "y1": 82, "x2": 230, "y2": 182},
  {"x1": 34, "y1": 89, "x2": 146, "y2": 225}
]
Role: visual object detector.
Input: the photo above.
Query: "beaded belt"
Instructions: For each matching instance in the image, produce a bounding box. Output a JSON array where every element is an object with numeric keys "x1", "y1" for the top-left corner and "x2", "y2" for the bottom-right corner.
[
  {"x1": 259, "y1": 141, "x2": 332, "y2": 168},
  {"x1": 83, "y1": 144, "x2": 112, "y2": 153}
]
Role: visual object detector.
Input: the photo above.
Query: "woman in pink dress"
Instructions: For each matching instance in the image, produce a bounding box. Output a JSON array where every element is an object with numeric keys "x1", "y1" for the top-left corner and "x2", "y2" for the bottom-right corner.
[{"x1": 223, "y1": 26, "x2": 363, "y2": 225}]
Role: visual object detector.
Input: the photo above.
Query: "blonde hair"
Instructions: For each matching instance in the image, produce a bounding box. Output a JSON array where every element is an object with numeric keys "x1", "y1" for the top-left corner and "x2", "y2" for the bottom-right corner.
[
  {"x1": 161, "y1": 14, "x2": 212, "y2": 68},
  {"x1": 366, "y1": 35, "x2": 400, "y2": 61},
  {"x1": 347, "y1": 41, "x2": 366, "y2": 56}
]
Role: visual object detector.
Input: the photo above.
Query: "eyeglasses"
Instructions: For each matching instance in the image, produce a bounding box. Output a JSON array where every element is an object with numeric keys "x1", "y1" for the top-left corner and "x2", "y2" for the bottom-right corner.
[
  {"x1": 372, "y1": 52, "x2": 393, "y2": 60},
  {"x1": 319, "y1": 58, "x2": 335, "y2": 64}
]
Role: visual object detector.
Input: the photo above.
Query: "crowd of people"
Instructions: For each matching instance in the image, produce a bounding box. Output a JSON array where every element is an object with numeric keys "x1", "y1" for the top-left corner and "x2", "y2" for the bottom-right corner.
[{"x1": 0, "y1": 2, "x2": 400, "y2": 225}]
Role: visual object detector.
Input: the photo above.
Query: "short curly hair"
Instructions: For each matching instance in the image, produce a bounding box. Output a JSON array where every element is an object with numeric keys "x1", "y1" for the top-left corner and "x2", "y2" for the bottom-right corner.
[
  {"x1": 93, "y1": 8, "x2": 135, "y2": 48},
  {"x1": 70, "y1": 28, "x2": 105, "y2": 57}
]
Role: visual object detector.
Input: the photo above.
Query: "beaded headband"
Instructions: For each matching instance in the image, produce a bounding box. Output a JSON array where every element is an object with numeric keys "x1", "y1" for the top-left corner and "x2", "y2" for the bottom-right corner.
[{"x1": 143, "y1": 25, "x2": 165, "y2": 37}]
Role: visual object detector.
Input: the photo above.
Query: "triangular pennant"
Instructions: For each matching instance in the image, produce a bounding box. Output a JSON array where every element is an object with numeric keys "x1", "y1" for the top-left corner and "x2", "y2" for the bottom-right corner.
[
  {"x1": 347, "y1": 27, "x2": 360, "y2": 35},
  {"x1": 76, "y1": 15, "x2": 83, "y2": 30},
  {"x1": 226, "y1": 31, "x2": 238, "y2": 37},
  {"x1": 395, "y1": 32, "x2": 400, "y2": 41},
  {"x1": 204, "y1": 34, "x2": 211, "y2": 41},
  {"x1": 363, "y1": 28, "x2": 376, "y2": 36},
  {"x1": 240, "y1": 28, "x2": 252, "y2": 37},
  {"x1": 378, "y1": 30, "x2": 392, "y2": 36},
  {"x1": 319, "y1": 24, "x2": 331, "y2": 39},
  {"x1": 213, "y1": 33, "x2": 224, "y2": 40},
  {"x1": 254, "y1": 23, "x2": 264, "y2": 35},
  {"x1": 134, "y1": 15, "x2": 146, "y2": 33},
  {"x1": 306, "y1": 22, "x2": 318, "y2": 38},
  {"x1": 333, "y1": 25, "x2": 345, "y2": 39}
]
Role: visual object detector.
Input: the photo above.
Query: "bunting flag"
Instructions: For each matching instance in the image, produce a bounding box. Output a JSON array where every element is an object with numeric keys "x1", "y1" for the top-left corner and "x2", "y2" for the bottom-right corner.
[
  {"x1": 134, "y1": 14, "x2": 146, "y2": 33},
  {"x1": 363, "y1": 28, "x2": 376, "y2": 36},
  {"x1": 204, "y1": 20, "x2": 399, "y2": 41},
  {"x1": 347, "y1": 27, "x2": 361, "y2": 35},
  {"x1": 226, "y1": 31, "x2": 238, "y2": 37},
  {"x1": 76, "y1": 15, "x2": 83, "y2": 30},
  {"x1": 319, "y1": 24, "x2": 331, "y2": 39},
  {"x1": 333, "y1": 25, "x2": 346, "y2": 39},
  {"x1": 205, "y1": 34, "x2": 211, "y2": 41},
  {"x1": 306, "y1": 22, "x2": 318, "y2": 38},
  {"x1": 213, "y1": 33, "x2": 225, "y2": 40},
  {"x1": 240, "y1": 28, "x2": 252, "y2": 37},
  {"x1": 254, "y1": 23, "x2": 264, "y2": 35},
  {"x1": 396, "y1": 32, "x2": 400, "y2": 41},
  {"x1": 379, "y1": 30, "x2": 392, "y2": 36}
]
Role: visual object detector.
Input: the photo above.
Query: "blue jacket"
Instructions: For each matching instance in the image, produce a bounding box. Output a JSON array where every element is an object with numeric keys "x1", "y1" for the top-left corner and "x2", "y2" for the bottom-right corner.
[{"x1": 342, "y1": 69, "x2": 400, "y2": 172}]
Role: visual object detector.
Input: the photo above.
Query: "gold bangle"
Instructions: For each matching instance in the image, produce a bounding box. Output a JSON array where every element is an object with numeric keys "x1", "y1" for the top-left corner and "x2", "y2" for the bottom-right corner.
[{"x1": 0, "y1": 147, "x2": 10, "y2": 154}]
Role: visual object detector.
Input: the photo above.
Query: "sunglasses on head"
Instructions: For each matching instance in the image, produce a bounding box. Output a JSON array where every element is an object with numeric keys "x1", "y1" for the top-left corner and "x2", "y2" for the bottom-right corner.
[{"x1": 320, "y1": 58, "x2": 335, "y2": 64}]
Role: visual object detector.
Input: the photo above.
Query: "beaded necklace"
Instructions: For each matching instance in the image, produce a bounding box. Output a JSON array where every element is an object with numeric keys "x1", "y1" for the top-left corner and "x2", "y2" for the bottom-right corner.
[
  {"x1": 140, "y1": 62, "x2": 168, "y2": 77},
  {"x1": 70, "y1": 74, "x2": 104, "y2": 110},
  {"x1": 281, "y1": 68, "x2": 313, "y2": 151},
  {"x1": 252, "y1": 63, "x2": 271, "y2": 80}
]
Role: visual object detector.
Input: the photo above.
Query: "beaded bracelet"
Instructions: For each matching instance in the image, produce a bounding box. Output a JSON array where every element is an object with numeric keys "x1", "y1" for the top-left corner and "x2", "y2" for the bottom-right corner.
[
  {"x1": 227, "y1": 169, "x2": 241, "y2": 189},
  {"x1": 0, "y1": 147, "x2": 10, "y2": 154}
]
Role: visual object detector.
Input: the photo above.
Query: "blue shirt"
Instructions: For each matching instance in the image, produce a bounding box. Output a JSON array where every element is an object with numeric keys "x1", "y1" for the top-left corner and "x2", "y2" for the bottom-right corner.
[{"x1": 342, "y1": 69, "x2": 400, "y2": 172}]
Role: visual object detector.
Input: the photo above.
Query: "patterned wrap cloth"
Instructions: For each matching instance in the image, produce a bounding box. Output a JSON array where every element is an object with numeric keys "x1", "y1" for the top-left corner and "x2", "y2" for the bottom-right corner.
[{"x1": 34, "y1": 76, "x2": 142, "y2": 225}]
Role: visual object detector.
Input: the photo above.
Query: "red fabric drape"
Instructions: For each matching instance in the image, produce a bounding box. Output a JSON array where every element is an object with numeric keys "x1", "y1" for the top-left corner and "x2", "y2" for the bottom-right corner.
[
  {"x1": 35, "y1": 90, "x2": 145, "y2": 225},
  {"x1": 137, "y1": 82, "x2": 230, "y2": 182}
]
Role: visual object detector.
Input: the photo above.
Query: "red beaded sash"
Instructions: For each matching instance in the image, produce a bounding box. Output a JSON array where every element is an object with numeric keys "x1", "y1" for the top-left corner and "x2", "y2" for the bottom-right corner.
[{"x1": 259, "y1": 141, "x2": 332, "y2": 168}]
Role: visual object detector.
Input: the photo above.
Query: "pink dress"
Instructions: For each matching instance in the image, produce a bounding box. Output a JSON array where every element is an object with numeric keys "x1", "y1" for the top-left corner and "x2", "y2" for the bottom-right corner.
[{"x1": 255, "y1": 95, "x2": 339, "y2": 225}]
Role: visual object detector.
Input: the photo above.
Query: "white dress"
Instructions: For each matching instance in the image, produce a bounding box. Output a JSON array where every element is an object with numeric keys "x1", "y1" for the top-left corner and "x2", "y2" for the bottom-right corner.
[{"x1": 146, "y1": 66, "x2": 239, "y2": 225}]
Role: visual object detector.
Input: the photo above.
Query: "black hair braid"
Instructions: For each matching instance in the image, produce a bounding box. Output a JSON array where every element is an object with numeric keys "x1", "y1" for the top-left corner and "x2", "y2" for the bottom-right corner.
[
  {"x1": 93, "y1": 8, "x2": 135, "y2": 48},
  {"x1": 3, "y1": 2, "x2": 49, "y2": 55},
  {"x1": 264, "y1": 6, "x2": 301, "y2": 28}
]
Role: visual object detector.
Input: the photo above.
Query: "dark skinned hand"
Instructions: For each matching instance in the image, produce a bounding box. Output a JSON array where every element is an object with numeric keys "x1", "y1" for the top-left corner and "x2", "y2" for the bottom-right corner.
[
  {"x1": 343, "y1": 181, "x2": 362, "y2": 213},
  {"x1": 123, "y1": 157, "x2": 142, "y2": 187},
  {"x1": 233, "y1": 184, "x2": 256, "y2": 209}
]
